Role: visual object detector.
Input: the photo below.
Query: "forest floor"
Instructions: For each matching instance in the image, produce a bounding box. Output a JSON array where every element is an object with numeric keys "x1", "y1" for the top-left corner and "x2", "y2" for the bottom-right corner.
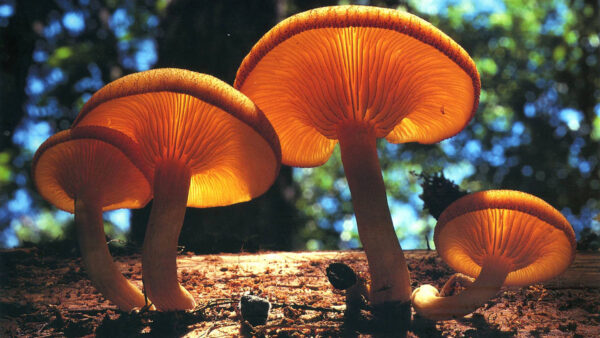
[{"x1": 0, "y1": 248, "x2": 598, "y2": 337}]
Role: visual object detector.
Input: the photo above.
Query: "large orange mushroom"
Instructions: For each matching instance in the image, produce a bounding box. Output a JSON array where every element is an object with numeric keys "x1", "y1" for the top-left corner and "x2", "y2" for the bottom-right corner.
[
  {"x1": 234, "y1": 5, "x2": 480, "y2": 315},
  {"x1": 32, "y1": 126, "x2": 152, "y2": 311},
  {"x1": 411, "y1": 190, "x2": 576, "y2": 320},
  {"x1": 72, "y1": 68, "x2": 281, "y2": 311}
]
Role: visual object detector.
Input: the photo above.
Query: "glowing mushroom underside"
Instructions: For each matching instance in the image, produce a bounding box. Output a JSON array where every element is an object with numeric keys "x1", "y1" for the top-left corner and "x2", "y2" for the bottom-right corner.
[
  {"x1": 72, "y1": 68, "x2": 281, "y2": 311},
  {"x1": 235, "y1": 5, "x2": 480, "y2": 166},
  {"x1": 412, "y1": 190, "x2": 576, "y2": 320},
  {"x1": 435, "y1": 189, "x2": 576, "y2": 286},
  {"x1": 33, "y1": 127, "x2": 152, "y2": 311},
  {"x1": 235, "y1": 5, "x2": 480, "y2": 312}
]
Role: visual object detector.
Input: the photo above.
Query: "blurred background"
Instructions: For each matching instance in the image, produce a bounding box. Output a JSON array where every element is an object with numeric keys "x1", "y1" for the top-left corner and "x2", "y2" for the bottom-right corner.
[{"x1": 1, "y1": 0, "x2": 598, "y2": 252}]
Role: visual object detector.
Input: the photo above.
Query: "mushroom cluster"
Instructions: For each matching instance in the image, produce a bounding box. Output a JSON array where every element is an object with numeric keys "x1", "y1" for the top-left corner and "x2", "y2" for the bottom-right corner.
[
  {"x1": 234, "y1": 4, "x2": 480, "y2": 319},
  {"x1": 71, "y1": 68, "x2": 281, "y2": 311},
  {"x1": 31, "y1": 5, "x2": 575, "y2": 329},
  {"x1": 34, "y1": 69, "x2": 281, "y2": 311}
]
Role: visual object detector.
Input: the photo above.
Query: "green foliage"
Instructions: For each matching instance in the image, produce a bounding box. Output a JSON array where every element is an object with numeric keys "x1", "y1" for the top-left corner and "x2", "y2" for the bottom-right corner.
[
  {"x1": 294, "y1": 0, "x2": 600, "y2": 249},
  {"x1": 0, "y1": 152, "x2": 12, "y2": 187},
  {"x1": 13, "y1": 210, "x2": 70, "y2": 244},
  {"x1": 2, "y1": 0, "x2": 599, "y2": 250}
]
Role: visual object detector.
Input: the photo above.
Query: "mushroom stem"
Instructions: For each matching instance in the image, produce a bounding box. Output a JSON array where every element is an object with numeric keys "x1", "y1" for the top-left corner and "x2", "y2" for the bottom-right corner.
[
  {"x1": 439, "y1": 273, "x2": 475, "y2": 297},
  {"x1": 74, "y1": 198, "x2": 147, "y2": 311},
  {"x1": 142, "y1": 159, "x2": 196, "y2": 311},
  {"x1": 411, "y1": 256, "x2": 511, "y2": 320},
  {"x1": 337, "y1": 123, "x2": 412, "y2": 306}
]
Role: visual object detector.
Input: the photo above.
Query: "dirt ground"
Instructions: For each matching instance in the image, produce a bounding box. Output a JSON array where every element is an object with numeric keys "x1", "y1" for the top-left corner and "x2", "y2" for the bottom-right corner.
[{"x1": 0, "y1": 248, "x2": 598, "y2": 337}]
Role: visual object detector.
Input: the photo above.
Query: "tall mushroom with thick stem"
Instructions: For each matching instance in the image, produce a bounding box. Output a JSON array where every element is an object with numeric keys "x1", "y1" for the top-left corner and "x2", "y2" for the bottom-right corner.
[
  {"x1": 71, "y1": 68, "x2": 281, "y2": 311},
  {"x1": 411, "y1": 190, "x2": 576, "y2": 320},
  {"x1": 32, "y1": 127, "x2": 152, "y2": 311},
  {"x1": 234, "y1": 5, "x2": 480, "y2": 320}
]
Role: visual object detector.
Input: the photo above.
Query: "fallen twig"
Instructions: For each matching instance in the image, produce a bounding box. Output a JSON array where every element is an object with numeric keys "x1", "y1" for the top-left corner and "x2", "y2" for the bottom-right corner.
[{"x1": 271, "y1": 302, "x2": 344, "y2": 313}]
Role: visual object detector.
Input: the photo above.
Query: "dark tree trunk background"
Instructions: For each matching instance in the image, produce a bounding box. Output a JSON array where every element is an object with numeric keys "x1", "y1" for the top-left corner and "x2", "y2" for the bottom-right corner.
[{"x1": 128, "y1": 0, "x2": 323, "y2": 253}]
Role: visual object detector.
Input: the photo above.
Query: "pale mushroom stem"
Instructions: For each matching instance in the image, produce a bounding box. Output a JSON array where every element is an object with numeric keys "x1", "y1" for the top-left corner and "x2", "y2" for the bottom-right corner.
[
  {"x1": 411, "y1": 256, "x2": 511, "y2": 320},
  {"x1": 439, "y1": 273, "x2": 475, "y2": 297},
  {"x1": 142, "y1": 159, "x2": 196, "y2": 311},
  {"x1": 337, "y1": 123, "x2": 412, "y2": 306},
  {"x1": 74, "y1": 198, "x2": 147, "y2": 311}
]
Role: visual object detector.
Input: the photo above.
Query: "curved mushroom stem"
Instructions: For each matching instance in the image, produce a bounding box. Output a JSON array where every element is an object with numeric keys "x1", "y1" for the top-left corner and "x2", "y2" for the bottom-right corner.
[
  {"x1": 142, "y1": 159, "x2": 196, "y2": 311},
  {"x1": 440, "y1": 273, "x2": 475, "y2": 297},
  {"x1": 337, "y1": 123, "x2": 412, "y2": 308},
  {"x1": 411, "y1": 256, "x2": 511, "y2": 320},
  {"x1": 74, "y1": 198, "x2": 147, "y2": 311}
]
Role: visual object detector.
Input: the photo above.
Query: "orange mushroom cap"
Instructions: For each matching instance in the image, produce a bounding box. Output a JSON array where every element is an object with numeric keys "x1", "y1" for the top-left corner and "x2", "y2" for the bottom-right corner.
[
  {"x1": 32, "y1": 126, "x2": 153, "y2": 311},
  {"x1": 72, "y1": 68, "x2": 281, "y2": 207},
  {"x1": 234, "y1": 5, "x2": 480, "y2": 167},
  {"x1": 32, "y1": 126, "x2": 152, "y2": 212},
  {"x1": 435, "y1": 190, "x2": 576, "y2": 287},
  {"x1": 71, "y1": 68, "x2": 282, "y2": 311}
]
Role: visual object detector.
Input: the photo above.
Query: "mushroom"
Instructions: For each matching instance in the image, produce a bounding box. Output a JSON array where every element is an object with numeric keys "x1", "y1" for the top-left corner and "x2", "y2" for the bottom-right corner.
[
  {"x1": 32, "y1": 126, "x2": 152, "y2": 311},
  {"x1": 234, "y1": 5, "x2": 480, "y2": 313},
  {"x1": 72, "y1": 68, "x2": 281, "y2": 311},
  {"x1": 411, "y1": 190, "x2": 576, "y2": 320}
]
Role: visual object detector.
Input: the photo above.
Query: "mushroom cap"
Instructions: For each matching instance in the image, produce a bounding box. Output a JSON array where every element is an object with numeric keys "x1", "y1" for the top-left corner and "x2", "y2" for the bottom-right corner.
[
  {"x1": 72, "y1": 68, "x2": 281, "y2": 208},
  {"x1": 434, "y1": 190, "x2": 576, "y2": 287},
  {"x1": 234, "y1": 5, "x2": 480, "y2": 167},
  {"x1": 32, "y1": 127, "x2": 152, "y2": 213}
]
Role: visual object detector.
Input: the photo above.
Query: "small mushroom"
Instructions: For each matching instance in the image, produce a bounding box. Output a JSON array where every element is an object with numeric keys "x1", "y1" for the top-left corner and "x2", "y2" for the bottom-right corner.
[
  {"x1": 326, "y1": 262, "x2": 358, "y2": 291},
  {"x1": 32, "y1": 127, "x2": 152, "y2": 311},
  {"x1": 72, "y1": 68, "x2": 281, "y2": 311},
  {"x1": 234, "y1": 5, "x2": 480, "y2": 313},
  {"x1": 326, "y1": 262, "x2": 369, "y2": 319},
  {"x1": 411, "y1": 190, "x2": 576, "y2": 320}
]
